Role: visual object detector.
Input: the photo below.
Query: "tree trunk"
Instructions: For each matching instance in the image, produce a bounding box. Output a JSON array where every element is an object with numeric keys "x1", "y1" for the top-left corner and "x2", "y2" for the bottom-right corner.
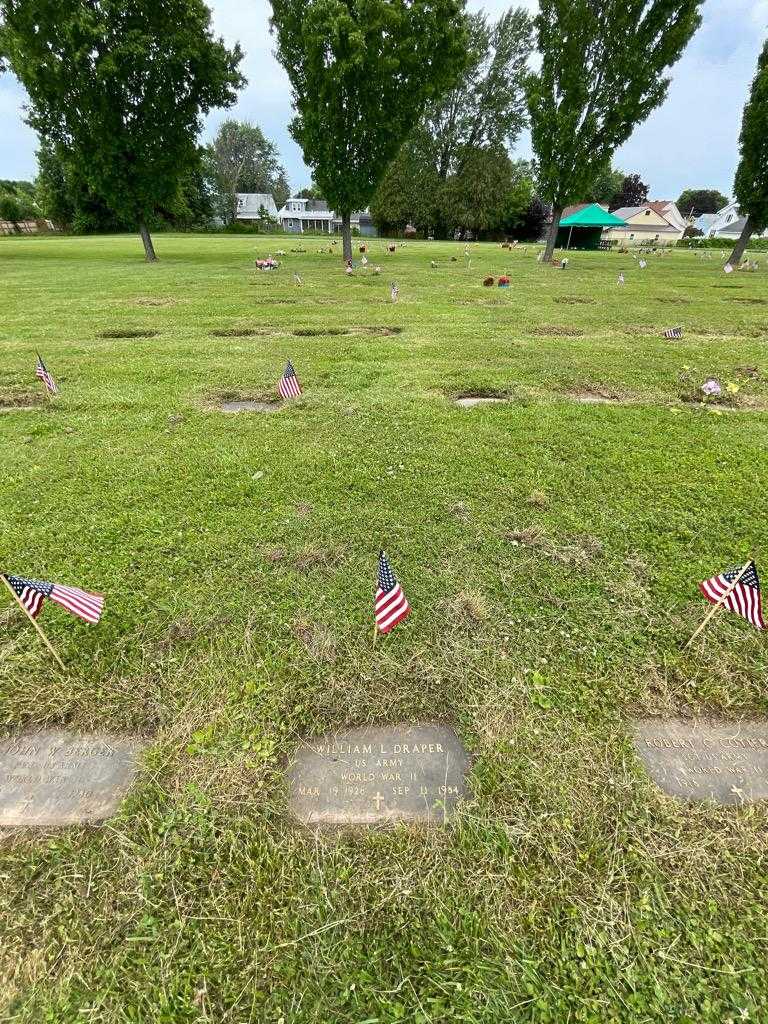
[
  {"x1": 542, "y1": 206, "x2": 562, "y2": 262},
  {"x1": 139, "y1": 222, "x2": 158, "y2": 262},
  {"x1": 341, "y1": 212, "x2": 352, "y2": 261},
  {"x1": 727, "y1": 215, "x2": 753, "y2": 267}
]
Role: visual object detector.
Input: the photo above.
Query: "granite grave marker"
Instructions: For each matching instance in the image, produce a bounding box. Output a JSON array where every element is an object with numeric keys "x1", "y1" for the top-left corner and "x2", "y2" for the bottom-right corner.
[
  {"x1": 288, "y1": 723, "x2": 471, "y2": 825},
  {"x1": 633, "y1": 718, "x2": 768, "y2": 805},
  {"x1": 0, "y1": 730, "x2": 146, "y2": 826}
]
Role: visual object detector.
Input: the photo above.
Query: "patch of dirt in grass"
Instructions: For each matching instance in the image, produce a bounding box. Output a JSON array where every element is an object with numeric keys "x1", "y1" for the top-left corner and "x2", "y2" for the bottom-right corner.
[
  {"x1": 655, "y1": 296, "x2": 690, "y2": 305},
  {"x1": 292, "y1": 619, "x2": 337, "y2": 663},
  {"x1": 731, "y1": 297, "x2": 768, "y2": 305},
  {"x1": 294, "y1": 501, "x2": 314, "y2": 518},
  {"x1": 712, "y1": 283, "x2": 743, "y2": 289},
  {"x1": 132, "y1": 296, "x2": 176, "y2": 307},
  {"x1": 210, "y1": 328, "x2": 265, "y2": 338},
  {"x1": 532, "y1": 325, "x2": 584, "y2": 337},
  {"x1": 554, "y1": 296, "x2": 595, "y2": 305},
  {"x1": 566, "y1": 387, "x2": 623, "y2": 404},
  {"x1": 506, "y1": 527, "x2": 603, "y2": 567},
  {"x1": 527, "y1": 489, "x2": 549, "y2": 508},
  {"x1": 734, "y1": 366, "x2": 760, "y2": 378},
  {"x1": 0, "y1": 393, "x2": 46, "y2": 410},
  {"x1": 293, "y1": 327, "x2": 348, "y2": 337},
  {"x1": 99, "y1": 329, "x2": 159, "y2": 339},
  {"x1": 292, "y1": 546, "x2": 343, "y2": 573},
  {"x1": 442, "y1": 591, "x2": 489, "y2": 626},
  {"x1": 351, "y1": 326, "x2": 404, "y2": 336}
]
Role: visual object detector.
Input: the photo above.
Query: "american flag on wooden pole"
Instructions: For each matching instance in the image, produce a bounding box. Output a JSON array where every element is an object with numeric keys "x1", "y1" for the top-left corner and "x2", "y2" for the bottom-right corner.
[
  {"x1": 684, "y1": 560, "x2": 765, "y2": 647},
  {"x1": 663, "y1": 326, "x2": 683, "y2": 339},
  {"x1": 3, "y1": 575, "x2": 105, "y2": 624},
  {"x1": 278, "y1": 359, "x2": 302, "y2": 400},
  {"x1": 35, "y1": 353, "x2": 58, "y2": 395},
  {"x1": 374, "y1": 550, "x2": 411, "y2": 635}
]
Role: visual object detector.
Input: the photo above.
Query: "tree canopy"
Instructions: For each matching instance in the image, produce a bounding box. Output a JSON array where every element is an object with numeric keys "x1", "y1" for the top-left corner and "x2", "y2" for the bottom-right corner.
[
  {"x1": 609, "y1": 173, "x2": 650, "y2": 210},
  {"x1": 423, "y1": 8, "x2": 532, "y2": 181},
  {"x1": 270, "y1": 0, "x2": 469, "y2": 258},
  {"x1": 207, "y1": 120, "x2": 290, "y2": 223},
  {"x1": 0, "y1": 0, "x2": 244, "y2": 259},
  {"x1": 676, "y1": 188, "x2": 729, "y2": 216},
  {"x1": 731, "y1": 36, "x2": 768, "y2": 264},
  {"x1": 526, "y1": 0, "x2": 703, "y2": 259}
]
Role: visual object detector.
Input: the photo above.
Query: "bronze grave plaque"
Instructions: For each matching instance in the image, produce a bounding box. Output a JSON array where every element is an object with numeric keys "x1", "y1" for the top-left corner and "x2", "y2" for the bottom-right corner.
[
  {"x1": 0, "y1": 730, "x2": 146, "y2": 826},
  {"x1": 288, "y1": 723, "x2": 471, "y2": 825},
  {"x1": 633, "y1": 718, "x2": 768, "y2": 805}
]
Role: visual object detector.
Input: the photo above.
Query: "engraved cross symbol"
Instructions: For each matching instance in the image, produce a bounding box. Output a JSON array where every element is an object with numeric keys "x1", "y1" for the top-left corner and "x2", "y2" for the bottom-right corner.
[{"x1": 372, "y1": 791, "x2": 385, "y2": 811}]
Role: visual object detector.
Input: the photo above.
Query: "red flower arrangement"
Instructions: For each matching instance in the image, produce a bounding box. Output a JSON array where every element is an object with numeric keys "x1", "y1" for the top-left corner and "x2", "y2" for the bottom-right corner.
[{"x1": 498, "y1": 276, "x2": 510, "y2": 287}]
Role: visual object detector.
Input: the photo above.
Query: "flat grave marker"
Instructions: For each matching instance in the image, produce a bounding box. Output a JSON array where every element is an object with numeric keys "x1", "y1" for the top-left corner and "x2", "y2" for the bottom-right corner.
[
  {"x1": 288, "y1": 723, "x2": 471, "y2": 825},
  {"x1": 633, "y1": 718, "x2": 768, "y2": 805},
  {"x1": 0, "y1": 730, "x2": 146, "y2": 827}
]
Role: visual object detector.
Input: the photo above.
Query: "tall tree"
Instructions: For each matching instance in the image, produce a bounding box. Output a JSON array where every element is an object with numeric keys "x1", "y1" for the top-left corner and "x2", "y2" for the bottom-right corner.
[
  {"x1": 584, "y1": 164, "x2": 625, "y2": 206},
  {"x1": 728, "y1": 39, "x2": 768, "y2": 267},
  {"x1": 208, "y1": 120, "x2": 289, "y2": 223},
  {"x1": 370, "y1": 139, "x2": 441, "y2": 235},
  {"x1": 609, "y1": 173, "x2": 649, "y2": 210},
  {"x1": 438, "y1": 147, "x2": 531, "y2": 238},
  {"x1": 0, "y1": 0, "x2": 244, "y2": 260},
  {"x1": 425, "y1": 8, "x2": 532, "y2": 181},
  {"x1": 676, "y1": 187, "x2": 729, "y2": 216},
  {"x1": 526, "y1": 0, "x2": 703, "y2": 261},
  {"x1": 270, "y1": 0, "x2": 468, "y2": 260}
]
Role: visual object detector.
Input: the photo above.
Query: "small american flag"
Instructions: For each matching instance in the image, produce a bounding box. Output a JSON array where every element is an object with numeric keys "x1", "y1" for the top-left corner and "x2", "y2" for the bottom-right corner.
[
  {"x1": 35, "y1": 354, "x2": 58, "y2": 395},
  {"x1": 699, "y1": 562, "x2": 765, "y2": 630},
  {"x1": 278, "y1": 359, "x2": 302, "y2": 399},
  {"x1": 4, "y1": 574, "x2": 104, "y2": 624},
  {"x1": 390, "y1": 281, "x2": 399, "y2": 303},
  {"x1": 374, "y1": 551, "x2": 410, "y2": 634},
  {"x1": 663, "y1": 326, "x2": 683, "y2": 339}
]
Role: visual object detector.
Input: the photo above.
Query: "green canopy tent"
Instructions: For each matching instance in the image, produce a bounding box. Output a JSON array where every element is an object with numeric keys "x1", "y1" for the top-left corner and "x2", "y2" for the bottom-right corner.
[{"x1": 556, "y1": 204, "x2": 628, "y2": 250}]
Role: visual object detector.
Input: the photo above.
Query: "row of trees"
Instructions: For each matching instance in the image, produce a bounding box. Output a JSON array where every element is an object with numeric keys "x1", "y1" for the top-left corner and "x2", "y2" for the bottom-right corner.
[{"x1": 1, "y1": 0, "x2": 765, "y2": 265}]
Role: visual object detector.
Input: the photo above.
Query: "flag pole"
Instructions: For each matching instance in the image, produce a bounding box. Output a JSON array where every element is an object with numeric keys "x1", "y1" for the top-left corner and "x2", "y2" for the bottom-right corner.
[
  {"x1": 0, "y1": 574, "x2": 66, "y2": 670},
  {"x1": 683, "y1": 559, "x2": 754, "y2": 650},
  {"x1": 36, "y1": 350, "x2": 52, "y2": 403}
]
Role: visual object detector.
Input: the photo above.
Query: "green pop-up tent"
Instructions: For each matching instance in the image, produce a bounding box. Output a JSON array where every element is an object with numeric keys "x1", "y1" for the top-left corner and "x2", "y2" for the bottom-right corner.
[{"x1": 556, "y1": 204, "x2": 628, "y2": 250}]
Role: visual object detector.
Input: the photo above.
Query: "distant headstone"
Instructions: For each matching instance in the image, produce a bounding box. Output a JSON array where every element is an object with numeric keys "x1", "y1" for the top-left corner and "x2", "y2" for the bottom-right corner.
[
  {"x1": 288, "y1": 723, "x2": 471, "y2": 825},
  {"x1": 633, "y1": 718, "x2": 768, "y2": 805},
  {"x1": 0, "y1": 730, "x2": 146, "y2": 827}
]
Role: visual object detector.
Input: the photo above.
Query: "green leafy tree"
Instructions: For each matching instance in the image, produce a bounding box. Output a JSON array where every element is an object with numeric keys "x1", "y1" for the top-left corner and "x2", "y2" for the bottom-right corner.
[
  {"x1": 296, "y1": 183, "x2": 324, "y2": 200},
  {"x1": 439, "y1": 147, "x2": 532, "y2": 238},
  {"x1": 676, "y1": 187, "x2": 729, "y2": 216},
  {"x1": 425, "y1": 8, "x2": 532, "y2": 180},
  {"x1": 270, "y1": 0, "x2": 469, "y2": 260},
  {"x1": 609, "y1": 173, "x2": 649, "y2": 210},
  {"x1": 0, "y1": 0, "x2": 244, "y2": 260},
  {"x1": 584, "y1": 164, "x2": 625, "y2": 206},
  {"x1": 0, "y1": 192, "x2": 23, "y2": 229},
  {"x1": 370, "y1": 135, "x2": 441, "y2": 235},
  {"x1": 208, "y1": 120, "x2": 289, "y2": 223},
  {"x1": 526, "y1": 0, "x2": 703, "y2": 261},
  {"x1": 728, "y1": 39, "x2": 768, "y2": 266}
]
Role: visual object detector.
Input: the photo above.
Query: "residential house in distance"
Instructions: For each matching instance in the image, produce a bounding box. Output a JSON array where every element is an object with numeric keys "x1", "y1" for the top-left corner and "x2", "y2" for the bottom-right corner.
[
  {"x1": 602, "y1": 201, "x2": 686, "y2": 246},
  {"x1": 702, "y1": 200, "x2": 768, "y2": 240},
  {"x1": 276, "y1": 197, "x2": 377, "y2": 236},
  {"x1": 235, "y1": 194, "x2": 279, "y2": 222}
]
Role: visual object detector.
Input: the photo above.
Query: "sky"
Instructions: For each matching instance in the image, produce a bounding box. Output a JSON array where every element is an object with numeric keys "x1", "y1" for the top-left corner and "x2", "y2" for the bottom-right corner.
[{"x1": 1, "y1": 0, "x2": 766, "y2": 202}]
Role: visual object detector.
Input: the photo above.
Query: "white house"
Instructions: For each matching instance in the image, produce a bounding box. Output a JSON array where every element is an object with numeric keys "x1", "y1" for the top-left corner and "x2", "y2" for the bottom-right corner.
[
  {"x1": 235, "y1": 193, "x2": 279, "y2": 221},
  {"x1": 704, "y1": 200, "x2": 768, "y2": 240},
  {"x1": 277, "y1": 197, "x2": 377, "y2": 236}
]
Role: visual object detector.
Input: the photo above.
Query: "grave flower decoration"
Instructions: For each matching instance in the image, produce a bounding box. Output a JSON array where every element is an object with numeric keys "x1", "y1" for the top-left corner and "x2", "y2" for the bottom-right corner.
[
  {"x1": 498, "y1": 276, "x2": 510, "y2": 287},
  {"x1": 701, "y1": 378, "x2": 722, "y2": 397}
]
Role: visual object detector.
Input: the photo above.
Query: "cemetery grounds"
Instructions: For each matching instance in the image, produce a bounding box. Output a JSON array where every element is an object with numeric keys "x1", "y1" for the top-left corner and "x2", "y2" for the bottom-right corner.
[{"x1": 1, "y1": 232, "x2": 768, "y2": 1022}]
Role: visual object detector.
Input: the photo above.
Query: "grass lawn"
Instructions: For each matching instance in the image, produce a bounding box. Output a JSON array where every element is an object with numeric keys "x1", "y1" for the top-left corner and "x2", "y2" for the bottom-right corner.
[{"x1": 2, "y1": 232, "x2": 768, "y2": 1022}]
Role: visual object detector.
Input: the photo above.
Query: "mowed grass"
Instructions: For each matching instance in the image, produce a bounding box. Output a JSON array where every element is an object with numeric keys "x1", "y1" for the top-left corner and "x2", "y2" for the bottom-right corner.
[{"x1": 2, "y1": 232, "x2": 768, "y2": 1022}]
